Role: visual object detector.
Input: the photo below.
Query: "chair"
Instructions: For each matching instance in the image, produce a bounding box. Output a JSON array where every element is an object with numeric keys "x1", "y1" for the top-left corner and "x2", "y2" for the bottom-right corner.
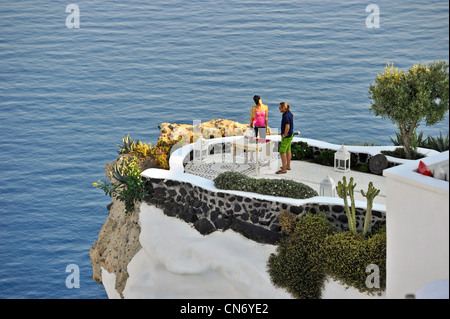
[{"x1": 193, "y1": 138, "x2": 209, "y2": 164}]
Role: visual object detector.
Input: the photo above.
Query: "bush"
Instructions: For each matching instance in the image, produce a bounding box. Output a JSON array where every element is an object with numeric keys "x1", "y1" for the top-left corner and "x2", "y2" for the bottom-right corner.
[
  {"x1": 212, "y1": 171, "x2": 251, "y2": 191},
  {"x1": 381, "y1": 147, "x2": 424, "y2": 160},
  {"x1": 213, "y1": 172, "x2": 318, "y2": 199},
  {"x1": 278, "y1": 210, "x2": 299, "y2": 235},
  {"x1": 323, "y1": 227, "x2": 386, "y2": 294},
  {"x1": 315, "y1": 149, "x2": 335, "y2": 166},
  {"x1": 358, "y1": 163, "x2": 370, "y2": 173},
  {"x1": 116, "y1": 134, "x2": 180, "y2": 170},
  {"x1": 425, "y1": 131, "x2": 449, "y2": 152},
  {"x1": 93, "y1": 156, "x2": 148, "y2": 214},
  {"x1": 267, "y1": 214, "x2": 386, "y2": 299},
  {"x1": 267, "y1": 214, "x2": 336, "y2": 299}
]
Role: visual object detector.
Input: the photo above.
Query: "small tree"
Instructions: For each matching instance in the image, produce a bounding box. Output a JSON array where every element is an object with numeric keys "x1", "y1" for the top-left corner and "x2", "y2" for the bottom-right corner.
[{"x1": 368, "y1": 60, "x2": 449, "y2": 159}]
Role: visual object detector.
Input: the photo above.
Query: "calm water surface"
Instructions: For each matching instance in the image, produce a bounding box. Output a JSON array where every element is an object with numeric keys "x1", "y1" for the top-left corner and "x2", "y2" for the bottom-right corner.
[{"x1": 0, "y1": 0, "x2": 448, "y2": 298}]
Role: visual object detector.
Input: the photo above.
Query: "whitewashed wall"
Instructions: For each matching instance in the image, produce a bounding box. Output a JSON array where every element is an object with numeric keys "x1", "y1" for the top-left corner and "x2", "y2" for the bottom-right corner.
[{"x1": 384, "y1": 151, "x2": 449, "y2": 299}]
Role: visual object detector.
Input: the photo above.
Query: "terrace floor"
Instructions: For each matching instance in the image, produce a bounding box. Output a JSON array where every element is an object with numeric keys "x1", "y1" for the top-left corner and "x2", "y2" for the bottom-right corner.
[{"x1": 184, "y1": 152, "x2": 386, "y2": 205}]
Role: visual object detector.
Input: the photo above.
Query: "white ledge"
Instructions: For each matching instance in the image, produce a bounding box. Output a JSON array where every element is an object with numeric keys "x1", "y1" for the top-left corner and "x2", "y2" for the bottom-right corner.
[{"x1": 383, "y1": 151, "x2": 449, "y2": 195}]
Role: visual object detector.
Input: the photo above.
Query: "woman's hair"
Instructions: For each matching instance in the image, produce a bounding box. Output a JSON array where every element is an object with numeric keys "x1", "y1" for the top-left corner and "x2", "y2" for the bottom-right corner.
[
  {"x1": 280, "y1": 102, "x2": 290, "y2": 111},
  {"x1": 253, "y1": 95, "x2": 261, "y2": 104}
]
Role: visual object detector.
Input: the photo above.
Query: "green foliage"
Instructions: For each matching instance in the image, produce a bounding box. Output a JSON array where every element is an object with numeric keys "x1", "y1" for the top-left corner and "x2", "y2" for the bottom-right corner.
[
  {"x1": 116, "y1": 134, "x2": 181, "y2": 170},
  {"x1": 315, "y1": 149, "x2": 335, "y2": 166},
  {"x1": 133, "y1": 140, "x2": 153, "y2": 158},
  {"x1": 388, "y1": 130, "x2": 448, "y2": 155},
  {"x1": 267, "y1": 214, "x2": 336, "y2": 299},
  {"x1": 213, "y1": 171, "x2": 253, "y2": 191},
  {"x1": 267, "y1": 214, "x2": 386, "y2": 299},
  {"x1": 213, "y1": 172, "x2": 318, "y2": 199},
  {"x1": 368, "y1": 60, "x2": 449, "y2": 159},
  {"x1": 323, "y1": 227, "x2": 386, "y2": 294},
  {"x1": 381, "y1": 147, "x2": 424, "y2": 160},
  {"x1": 93, "y1": 156, "x2": 148, "y2": 214},
  {"x1": 357, "y1": 163, "x2": 370, "y2": 173},
  {"x1": 425, "y1": 131, "x2": 449, "y2": 152},
  {"x1": 112, "y1": 157, "x2": 132, "y2": 183},
  {"x1": 278, "y1": 210, "x2": 299, "y2": 235},
  {"x1": 117, "y1": 134, "x2": 138, "y2": 154},
  {"x1": 92, "y1": 178, "x2": 115, "y2": 198},
  {"x1": 389, "y1": 130, "x2": 427, "y2": 151},
  {"x1": 291, "y1": 142, "x2": 313, "y2": 160},
  {"x1": 117, "y1": 159, "x2": 148, "y2": 214}
]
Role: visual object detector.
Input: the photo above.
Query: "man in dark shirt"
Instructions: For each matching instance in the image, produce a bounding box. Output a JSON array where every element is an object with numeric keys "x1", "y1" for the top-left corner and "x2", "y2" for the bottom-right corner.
[{"x1": 277, "y1": 102, "x2": 294, "y2": 174}]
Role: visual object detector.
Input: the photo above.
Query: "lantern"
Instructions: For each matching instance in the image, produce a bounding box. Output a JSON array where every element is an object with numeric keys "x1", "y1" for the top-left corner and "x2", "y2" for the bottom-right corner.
[
  {"x1": 334, "y1": 144, "x2": 350, "y2": 172},
  {"x1": 320, "y1": 175, "x2": 336, "y2": 197}
]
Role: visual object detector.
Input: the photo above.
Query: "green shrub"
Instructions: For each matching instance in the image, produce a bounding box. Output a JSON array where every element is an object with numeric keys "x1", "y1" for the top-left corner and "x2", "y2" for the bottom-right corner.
[
  {"x1": 358, "y1": 163, "x2": 370, "y2": 173},
  {"x1": 116, "y1": 159, "x2": 148, "y2": 214},
  {"x1": 93, "y1": 156, "x2": 148, "y2": 214},
  {"x1": 213, "y1": 172, "x2": 318, "y2": 199},
  {"x1": 116, "y1": 134, "x2": 180, "y2": 170},
  {"x1": 291, "y1": 142, "x2": 313, "y2": 160},
  {"x1": 315, "y1": 149, "x2": 335, "y2": 166},
  {"x1": 425, "y1": 131, "x2": 449, "y2": 152},
  {"x1": 387, "y1": 129, "x2": 449, "y2": 155},
  {"x1": 267, "y1": 214, "x2": 336, "y2": 299},
  {"x1": 267, "y1": 214, "x2": 386, "y2": 299},
  {"x1": 212, "y1": 171, "x2": 252, "y2": 191},
  {"x1": 381, "y1": 147, "x2": 424, "y2": 160},
  {"x1": 278, "y1": 210, "x2": 299, "y2": 235},
  {"x1": 323, "y1": 227, "x2": 386, "y2": 295}
]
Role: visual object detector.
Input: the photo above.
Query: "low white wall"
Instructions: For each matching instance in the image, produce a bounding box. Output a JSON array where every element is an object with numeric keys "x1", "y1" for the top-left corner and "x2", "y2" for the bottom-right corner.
[{"x1": 383, "y1": 151, "x2": 449, "y2": 299}]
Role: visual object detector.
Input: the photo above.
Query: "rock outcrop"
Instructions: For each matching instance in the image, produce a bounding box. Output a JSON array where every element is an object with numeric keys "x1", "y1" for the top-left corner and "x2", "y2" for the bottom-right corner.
[
  {"x1": 90, "y1": 155, "x2": 145, "y2": 297},
  {"x1": 157, "y1": 118, "x2": 271, "y2": 145},
  {"x1": 89, "y1": 196, "x2": 141, "y2": 298}
]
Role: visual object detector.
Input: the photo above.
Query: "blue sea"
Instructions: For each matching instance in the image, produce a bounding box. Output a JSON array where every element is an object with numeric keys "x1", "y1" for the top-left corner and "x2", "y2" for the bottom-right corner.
[{"x1": 0, "y1": 0, "x2": 448, "y2": 299}]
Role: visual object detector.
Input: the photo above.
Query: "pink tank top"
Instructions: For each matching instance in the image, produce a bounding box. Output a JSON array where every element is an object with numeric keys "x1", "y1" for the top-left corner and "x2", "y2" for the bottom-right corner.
[{"x1": 254, "y1": 110, "x2": 266, "y2": 127}]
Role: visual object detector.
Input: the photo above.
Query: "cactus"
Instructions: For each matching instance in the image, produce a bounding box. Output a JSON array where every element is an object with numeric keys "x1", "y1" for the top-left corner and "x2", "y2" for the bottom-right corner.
[
  {"x1": 336, "y1": 176, "x2": 357, "y2": 234},
  {"x1": 361, "y1": 182, "x2": 381, "y2": 236}
]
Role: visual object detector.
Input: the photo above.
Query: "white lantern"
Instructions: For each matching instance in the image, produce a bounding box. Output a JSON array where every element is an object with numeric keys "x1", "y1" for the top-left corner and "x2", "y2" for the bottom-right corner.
[
  {"x1": 320, "y1": 175, "x2": 336, "y2": 197},
  {"x1": 334, "y1": 144, "x2": 350, "y2": 172}
]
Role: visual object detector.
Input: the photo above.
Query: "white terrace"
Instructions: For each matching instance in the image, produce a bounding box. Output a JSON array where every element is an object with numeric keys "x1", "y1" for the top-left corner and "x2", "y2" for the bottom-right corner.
[{"x1": 143, "y1": 134, "x2": 449, "y2": 299}]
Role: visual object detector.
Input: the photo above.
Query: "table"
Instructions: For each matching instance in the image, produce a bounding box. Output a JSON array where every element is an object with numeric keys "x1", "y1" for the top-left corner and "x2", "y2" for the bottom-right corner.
[{"x1": 232, "y1": 137, "x2": 273, "y2": 176}]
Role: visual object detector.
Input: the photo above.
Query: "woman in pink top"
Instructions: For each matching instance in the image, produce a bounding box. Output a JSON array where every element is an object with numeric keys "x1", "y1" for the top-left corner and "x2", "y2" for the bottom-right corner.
[{"x1": 250, "y1": 95, "x2": 268, "y2": 139}]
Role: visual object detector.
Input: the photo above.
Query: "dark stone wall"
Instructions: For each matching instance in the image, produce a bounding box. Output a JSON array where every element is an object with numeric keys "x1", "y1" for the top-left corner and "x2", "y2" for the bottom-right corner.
[
  {"x1": 310, "y1": 145, "x2": 400, "y2": 168},
  {"x1": 143, "y1": 177, "x2": 386, "y2": 245}
]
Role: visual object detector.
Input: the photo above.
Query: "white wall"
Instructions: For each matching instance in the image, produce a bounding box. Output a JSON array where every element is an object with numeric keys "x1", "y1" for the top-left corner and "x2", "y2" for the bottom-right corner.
[{"x1": 384, "y1": 151, "x2": 449, "y2": 299}]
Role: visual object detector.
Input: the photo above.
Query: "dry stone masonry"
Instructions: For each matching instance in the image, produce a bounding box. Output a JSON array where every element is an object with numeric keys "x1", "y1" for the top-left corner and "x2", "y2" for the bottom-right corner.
[{"x1": 143, "y1": 176, "x2": 386, "y2": 244}]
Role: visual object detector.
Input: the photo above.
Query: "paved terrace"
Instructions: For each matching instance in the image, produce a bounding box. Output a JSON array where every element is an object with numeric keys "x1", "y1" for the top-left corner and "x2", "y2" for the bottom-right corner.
[
  {"x1": 167, "y1": 135, "x2": 440, "y2": 208},
  {"x1": 184, "y1": 152, "x2": 387, "y2": 205}
]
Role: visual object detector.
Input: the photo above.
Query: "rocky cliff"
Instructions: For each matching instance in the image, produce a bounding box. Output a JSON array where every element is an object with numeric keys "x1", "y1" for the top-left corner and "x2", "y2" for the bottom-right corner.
[{"x1": 90, "y1": 119, "x2": 266, "y2": 298}]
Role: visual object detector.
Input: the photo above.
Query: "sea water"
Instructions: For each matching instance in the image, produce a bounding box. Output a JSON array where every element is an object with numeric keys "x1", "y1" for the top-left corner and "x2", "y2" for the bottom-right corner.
[{"x1": 0, "y1": 0, "x2": 448, "y2": 298}]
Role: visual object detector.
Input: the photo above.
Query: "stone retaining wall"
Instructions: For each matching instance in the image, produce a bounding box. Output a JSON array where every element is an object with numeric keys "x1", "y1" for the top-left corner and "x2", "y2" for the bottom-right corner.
[{"x1": 143, "y1": 177, "x2": 386, "y2": 245}]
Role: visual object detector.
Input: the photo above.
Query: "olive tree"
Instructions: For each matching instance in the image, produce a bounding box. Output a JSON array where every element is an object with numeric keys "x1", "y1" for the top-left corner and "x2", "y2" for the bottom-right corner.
[{"x1": 368, "y1": 60, "x2": 449, "y2": 159}]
